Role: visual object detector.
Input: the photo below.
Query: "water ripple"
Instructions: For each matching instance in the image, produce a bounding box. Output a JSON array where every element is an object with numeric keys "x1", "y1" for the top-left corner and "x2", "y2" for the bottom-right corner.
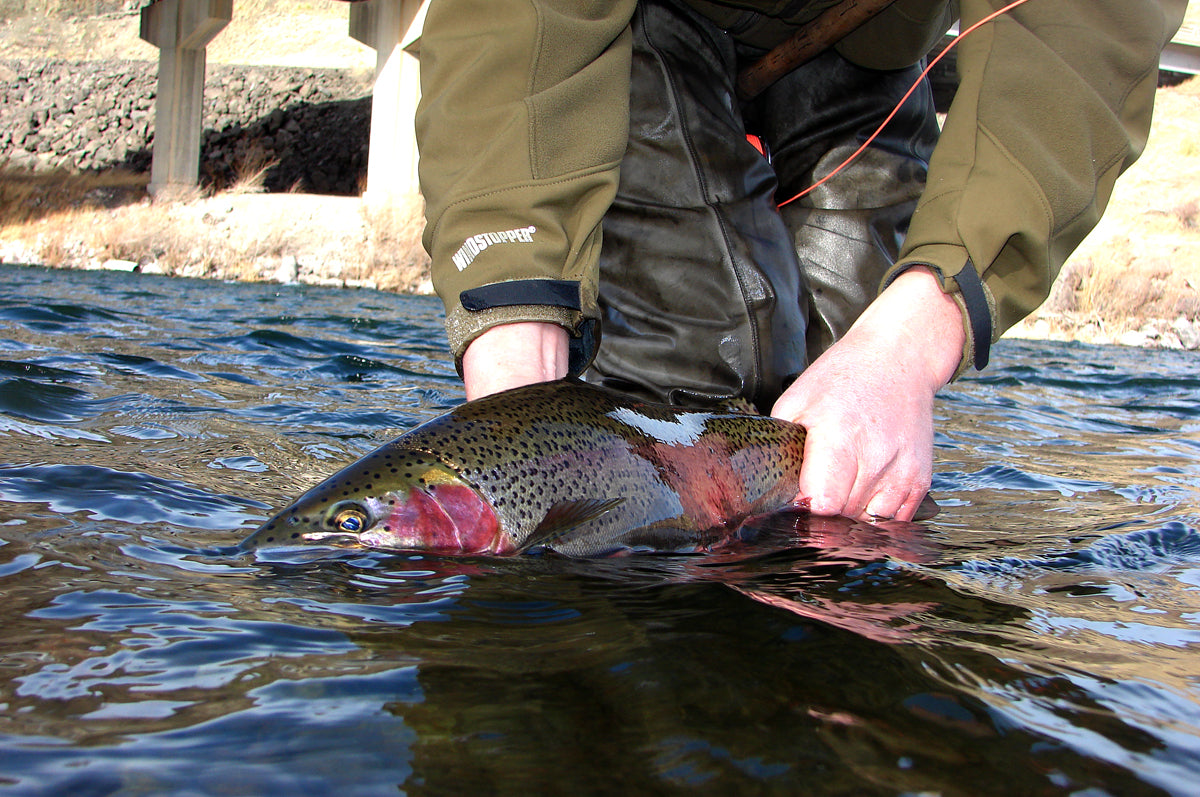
[
  {"x1": 0, "y1": 264, "x2": 1198, "y2": 794},
  {"x1": 0, "y1": 463, "x2": 267, "y2": 529}
]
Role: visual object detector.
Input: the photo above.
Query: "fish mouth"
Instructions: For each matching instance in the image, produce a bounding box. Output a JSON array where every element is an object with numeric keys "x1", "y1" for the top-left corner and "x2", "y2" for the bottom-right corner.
[
  {"x1": 298, "y1": 530, "x2": 363, "y2": 545},
  {"x1": 358, "y1": 483, "x2": 513, "y2": 555},
  {"x1": 241, "y1": 519, "x2": 361, "y2": 552}
]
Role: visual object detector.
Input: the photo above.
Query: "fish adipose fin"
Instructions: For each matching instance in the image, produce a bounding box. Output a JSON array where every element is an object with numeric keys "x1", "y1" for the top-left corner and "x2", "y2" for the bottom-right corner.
[{"x1": 518, "y1": 497, "x2": 625, "y2": 553}]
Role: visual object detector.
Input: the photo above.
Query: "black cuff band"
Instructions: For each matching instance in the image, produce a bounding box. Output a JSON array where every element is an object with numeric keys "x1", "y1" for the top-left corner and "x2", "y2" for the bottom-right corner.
[
  {"x1": 954, "y1": 259, "x2": 992, "y2": 371},
  {"x1": 458, "y1": 279, "x2": 599, "y2": 378},
  {"x1": 460, "y1": 279, "x2": 582, "y2": 313}
]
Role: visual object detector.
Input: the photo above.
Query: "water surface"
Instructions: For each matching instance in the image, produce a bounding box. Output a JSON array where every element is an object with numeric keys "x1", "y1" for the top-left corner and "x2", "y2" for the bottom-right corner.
[{"x1": 0, "y1": 264, "x2": 1197, "y2": 795}]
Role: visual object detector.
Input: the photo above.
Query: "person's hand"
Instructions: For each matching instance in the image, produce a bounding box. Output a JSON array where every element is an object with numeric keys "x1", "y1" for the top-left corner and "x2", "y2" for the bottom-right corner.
[
  {"x1": 462, "y1": 321, "x2": 571, "y2": 400},
  {"x1": 770, "y1": 266, "x2": 966, "y2": 522}
]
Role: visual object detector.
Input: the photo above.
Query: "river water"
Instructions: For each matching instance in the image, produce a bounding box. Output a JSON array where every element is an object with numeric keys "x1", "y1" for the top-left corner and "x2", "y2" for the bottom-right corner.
[{"x1": 0, "y1": 263, "x2": 1197, "y2": 795}]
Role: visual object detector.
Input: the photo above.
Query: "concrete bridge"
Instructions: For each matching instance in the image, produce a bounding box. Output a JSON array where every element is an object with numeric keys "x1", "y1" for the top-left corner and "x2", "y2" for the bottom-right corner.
[
  {"x1": 139, "y1": 0, "x2": 425, "y2": 202},
  {"x1": 1163, "y1": 16, "x2": 1200, "y2": 75},
  {"x1": 138, "y1": 0, "x2": 1200, "y2": 202}
]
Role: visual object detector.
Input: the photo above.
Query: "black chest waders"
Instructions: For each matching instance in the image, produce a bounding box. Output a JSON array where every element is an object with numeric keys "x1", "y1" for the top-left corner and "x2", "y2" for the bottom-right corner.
[{"x1": 584, "y1": 0, "x2": 939, "y2": 413}]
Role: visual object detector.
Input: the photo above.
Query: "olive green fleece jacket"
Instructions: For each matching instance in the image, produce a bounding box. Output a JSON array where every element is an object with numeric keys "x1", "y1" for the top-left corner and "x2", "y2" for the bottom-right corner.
[{"x1": 415, "y1": 0, "x2": 1186, "y2": 375}]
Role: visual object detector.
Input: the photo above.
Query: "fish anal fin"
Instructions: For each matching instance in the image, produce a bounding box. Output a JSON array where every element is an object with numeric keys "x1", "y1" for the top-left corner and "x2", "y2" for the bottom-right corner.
[
  {"x1": 913, "y1": 493, "x2": 940, "y2": 522},
  {"x1": 519, "y1": 497, "x2": 625, "y2": 553}
]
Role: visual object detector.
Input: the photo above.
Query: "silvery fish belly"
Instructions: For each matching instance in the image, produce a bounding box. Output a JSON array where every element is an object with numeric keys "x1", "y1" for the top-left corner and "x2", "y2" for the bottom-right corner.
[{"x1": 241, "y1": 380, "x2": 807, "y2": 557}]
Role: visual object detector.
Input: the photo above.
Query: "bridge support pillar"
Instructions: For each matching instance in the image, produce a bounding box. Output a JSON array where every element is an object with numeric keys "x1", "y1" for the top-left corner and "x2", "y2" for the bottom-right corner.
[
  {"x1": 350, "y1": 0, "x2": 427, "y2": 205},
  {"x1": 140, "y1": 0, "x2": 232, "y2": 196}
]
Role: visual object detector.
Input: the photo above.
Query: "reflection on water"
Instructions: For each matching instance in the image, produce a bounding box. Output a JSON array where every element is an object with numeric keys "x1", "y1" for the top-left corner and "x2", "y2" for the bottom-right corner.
[{"x1": 0, "y1": 264, "x2": 1197, "y2": 795}]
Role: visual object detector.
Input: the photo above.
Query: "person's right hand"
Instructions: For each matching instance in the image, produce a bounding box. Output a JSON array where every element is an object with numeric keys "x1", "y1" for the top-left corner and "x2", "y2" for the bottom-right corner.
[{"x1": 461, "y1": 321, "x2": 571, "y2": 400}]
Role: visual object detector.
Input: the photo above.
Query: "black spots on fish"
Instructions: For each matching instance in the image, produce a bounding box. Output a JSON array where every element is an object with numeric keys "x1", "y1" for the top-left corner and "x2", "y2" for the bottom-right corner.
[
  {"x1": 278, "y1": 517, "x2": 305, "y2": 540},
  {"x1": 257, "y1": 519, "x2": 278, "y2": 544},
  {"x1": 338, "y1": 476, "x2": 361, "y2": 498}
]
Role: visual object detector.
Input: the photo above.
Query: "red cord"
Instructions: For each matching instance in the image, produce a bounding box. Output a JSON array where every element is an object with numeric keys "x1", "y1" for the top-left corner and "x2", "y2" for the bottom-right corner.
[{"x1": 777, "y1": 0, "x2": 1035, "y2": 208}]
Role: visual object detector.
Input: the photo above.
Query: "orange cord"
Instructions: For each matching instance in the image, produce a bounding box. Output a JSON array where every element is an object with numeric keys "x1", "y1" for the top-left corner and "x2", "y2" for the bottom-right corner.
[{"x1": 776, "y1": 0, "x2": 1035, "y2": 208}]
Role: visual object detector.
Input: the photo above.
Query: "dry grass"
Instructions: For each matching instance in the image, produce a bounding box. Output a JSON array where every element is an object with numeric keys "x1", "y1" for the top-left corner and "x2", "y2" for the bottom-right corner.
[
  {"x1": 204, "y1": 0, "x2": 374, "y2": 71},
  {"x1": 0, "y1": 169, "x2": 149, "y2": 227},
  {"x1": 0, "y1": 167, "x2": 430, "y2": 289},
  {"x1": 222, "y1": 148, "x2": 278, "y2": 195},
  {"x1": 357, "y1": 193, "x2": 433, "y2": 293}
]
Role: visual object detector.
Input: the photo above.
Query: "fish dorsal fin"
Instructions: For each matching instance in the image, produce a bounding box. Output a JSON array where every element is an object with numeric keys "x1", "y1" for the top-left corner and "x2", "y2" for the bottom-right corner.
[{"x1": 518, "y1": 497, "x2": 625, "y2": 553}]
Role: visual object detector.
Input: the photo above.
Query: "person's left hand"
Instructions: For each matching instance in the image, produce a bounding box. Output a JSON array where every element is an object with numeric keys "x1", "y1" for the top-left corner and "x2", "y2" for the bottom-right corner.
[{"x1": 770, "y1": 266, "x2": 967, "y2": 523}]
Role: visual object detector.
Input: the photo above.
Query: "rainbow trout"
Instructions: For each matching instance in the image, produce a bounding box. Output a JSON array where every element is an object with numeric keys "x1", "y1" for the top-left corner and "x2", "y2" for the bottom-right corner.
[{"x1": 242, "y1": 380, "x2": 807, "y2": 557}]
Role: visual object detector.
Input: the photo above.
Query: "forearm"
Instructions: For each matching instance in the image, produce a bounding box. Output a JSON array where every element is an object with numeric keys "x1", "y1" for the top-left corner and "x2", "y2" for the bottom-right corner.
[{"x1": 864, "y1": 266, "x2": 965, "y2": 390}]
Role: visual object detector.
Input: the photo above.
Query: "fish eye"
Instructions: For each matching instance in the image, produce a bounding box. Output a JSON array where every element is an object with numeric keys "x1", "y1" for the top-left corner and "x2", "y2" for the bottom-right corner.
[{"x1": 332, "y1": 506, "x2": 368, "y2": 534}]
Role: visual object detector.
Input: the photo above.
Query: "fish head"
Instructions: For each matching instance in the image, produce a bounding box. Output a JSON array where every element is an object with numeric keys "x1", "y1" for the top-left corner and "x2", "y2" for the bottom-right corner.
[{"x1": 242, "y1": 450, "x2": 515, "y2": 555}]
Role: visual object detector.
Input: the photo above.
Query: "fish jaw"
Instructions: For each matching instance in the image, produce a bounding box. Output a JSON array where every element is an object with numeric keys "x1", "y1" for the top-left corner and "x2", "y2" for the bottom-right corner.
[{"x1": 358, "y1": 483, "x2": 515, "y2": 555}]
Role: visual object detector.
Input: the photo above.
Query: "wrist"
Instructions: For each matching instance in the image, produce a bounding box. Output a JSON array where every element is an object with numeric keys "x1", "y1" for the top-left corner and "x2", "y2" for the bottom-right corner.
[
  {"x1": 462, "y1": 322, "x2": 571, "y2": 400},
  {"x1": 858, "y1": 266, "x2": 966, "y2": 391}
]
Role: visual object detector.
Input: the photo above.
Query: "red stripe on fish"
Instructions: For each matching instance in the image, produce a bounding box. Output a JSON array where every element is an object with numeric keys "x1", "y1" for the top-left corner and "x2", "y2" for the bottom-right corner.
[{"x1": 362, "y1": 485, "x2": 507, "y2": 554}]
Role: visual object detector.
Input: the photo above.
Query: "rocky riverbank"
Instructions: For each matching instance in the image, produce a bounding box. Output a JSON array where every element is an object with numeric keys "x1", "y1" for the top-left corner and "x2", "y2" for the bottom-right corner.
[
  {"x1": 0, "y1": 56, "x2": 434, "y2": 292},
  {"x1": 0, "y1": 58, "x2": 372, "y2": 194}
]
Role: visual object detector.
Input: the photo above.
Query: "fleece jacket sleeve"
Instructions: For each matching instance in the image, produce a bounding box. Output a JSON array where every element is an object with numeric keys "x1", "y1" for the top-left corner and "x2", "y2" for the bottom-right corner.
[
  {"x1": 415, "y1": 0, "x2": 637, "y2": 373},
  {"x1": 885, "y1": 0, "x2": 1186, "y2": 373}
]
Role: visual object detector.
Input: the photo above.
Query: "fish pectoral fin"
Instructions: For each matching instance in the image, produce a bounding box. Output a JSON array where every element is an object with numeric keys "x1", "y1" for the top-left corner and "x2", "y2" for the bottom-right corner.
[{"x1": 518, "y1": 497, "x2": 625, "y2": 553}]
